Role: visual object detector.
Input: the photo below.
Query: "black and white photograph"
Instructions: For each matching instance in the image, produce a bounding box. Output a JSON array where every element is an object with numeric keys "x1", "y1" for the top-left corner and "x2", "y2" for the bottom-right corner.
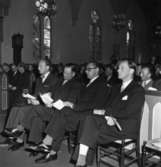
[{"x1": 0, "y1": 0, "x2": 161, "y2": 167}]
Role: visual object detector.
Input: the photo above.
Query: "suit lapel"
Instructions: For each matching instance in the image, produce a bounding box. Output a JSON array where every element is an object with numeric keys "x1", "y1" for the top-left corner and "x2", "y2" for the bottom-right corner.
[
  {"x1": 86, "y1": 76, "x2": 100, "y2": 88},
  {"x1": 120, "y1": 80, "x2": 134, "y2": 96},
  {"x1": 43, "y1": 73, "x2": 51, "y2": 84},
  {"x1": 110, "y1": 81, "x2": 135, "y2": 110}
]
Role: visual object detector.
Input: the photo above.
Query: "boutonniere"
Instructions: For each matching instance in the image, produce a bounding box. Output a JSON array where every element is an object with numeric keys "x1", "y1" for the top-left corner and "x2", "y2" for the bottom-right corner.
[{"x1": 122, "y1": 95, "x2": 128, "y2": 100}]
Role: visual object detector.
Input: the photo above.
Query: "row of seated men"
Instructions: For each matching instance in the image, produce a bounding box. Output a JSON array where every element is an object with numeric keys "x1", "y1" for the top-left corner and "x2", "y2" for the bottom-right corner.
[
  {"x1": 0, "y1": 58, "x2": 146, "y2": 167},
  {"x1": 3, "y1": 59, "x2": 161, "y2": 110}
]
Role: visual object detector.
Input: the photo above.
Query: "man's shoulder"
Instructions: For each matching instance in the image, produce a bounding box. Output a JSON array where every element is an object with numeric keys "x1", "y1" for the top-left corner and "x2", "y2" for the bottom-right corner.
[
  {"x1": 47, "y1": 73, "x2": 60, "y2": 83},
  {"x1": 94, "y1": 75, "x2": 107, "y2": 85},
  {"x1": 127, "y1": 81, "x2": 145, "y2": 98},
  {"x1": 69, "y1": 78, "x2": 83, "y2": 88},
  {"x1": 131, "y1": 81, "x2": 144, "y2": 91}
]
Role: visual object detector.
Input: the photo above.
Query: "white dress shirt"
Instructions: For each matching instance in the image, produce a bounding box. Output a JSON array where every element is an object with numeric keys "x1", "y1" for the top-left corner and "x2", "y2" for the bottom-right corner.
[
  {"x1": 62, "y1": 80, "x2": 68, "y2": 85},
  {"x1": 42, "y1": 71, "x2": 50, "y2": 83},
  {"x1": 86, "y1": 75, "x2": 99, "y2": 87},
  {"x1": 141, "y1": 79, "x2": 152, "y2": 88},
  {"x1": 121, "y1": 79, "x2": 132, "y2": 92}
]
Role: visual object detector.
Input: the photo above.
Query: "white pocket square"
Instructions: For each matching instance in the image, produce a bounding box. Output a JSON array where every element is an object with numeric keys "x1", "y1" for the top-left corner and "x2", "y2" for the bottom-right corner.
[{"x1": 122, "y1": 95, "x2": 128, "y2": 100}]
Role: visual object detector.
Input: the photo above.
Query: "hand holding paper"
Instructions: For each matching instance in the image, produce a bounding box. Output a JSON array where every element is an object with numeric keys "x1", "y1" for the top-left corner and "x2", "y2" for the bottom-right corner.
[
  {"x1": 105, "y1": 116, "x2": 115, "y2": 126},
  {"x1": 63, "y1": 101, "x2": 74, "y2": 109},
  {"x1": 105, "y1": 116, "x2": 122, "y2": 131},
  {"x1": 22, "y1": 93, "x2": 36, "y2": 100},
  {"x1": 148, "y1": 87, "x2": 157, "y2": 91},
  {"x1": 40, "y1": 93, "x2": 54, "y2": 105},
  {"x1": 30, "y1": 99, "x2": 40, "y2": 105},
  {"x1": 53, "y1": 99, "x2": 65, "y2": 110}
]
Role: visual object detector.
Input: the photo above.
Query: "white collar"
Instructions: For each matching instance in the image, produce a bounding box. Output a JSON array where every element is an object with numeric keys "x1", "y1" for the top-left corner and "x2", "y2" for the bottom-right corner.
[
  {"x1": 121, "y1": 79, "x2": 133, "y2": 90},
  {"x1": 143, "y1": 79, "x2": 152, "y2": 85},
  {"x1": 86, "y1": 75, "x2": 99, "y2": 87},
  {"x1": 62, "y1": 80, "x2": 68, "y2": 85},
  {"x1": 42, "y1": 71, "x2": 50, "y2": 82}
]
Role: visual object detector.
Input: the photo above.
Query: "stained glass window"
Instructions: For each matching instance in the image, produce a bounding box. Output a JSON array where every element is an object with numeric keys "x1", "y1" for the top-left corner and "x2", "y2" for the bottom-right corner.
[
  {"x1": 33, "y1": 0, "x2": 56, "y2": 60},
  {"x1": 43, "y1": 16, "x2": 51, "y2": 58},
  {"x1": 33, "y1": 15, "x2": 40, "y2": 60}
]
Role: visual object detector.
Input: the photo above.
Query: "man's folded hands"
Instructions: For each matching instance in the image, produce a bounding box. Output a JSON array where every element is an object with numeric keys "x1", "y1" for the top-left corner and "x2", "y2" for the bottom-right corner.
[{"x1": 105, "y1": 116, "x2": 116, "y2": 126}]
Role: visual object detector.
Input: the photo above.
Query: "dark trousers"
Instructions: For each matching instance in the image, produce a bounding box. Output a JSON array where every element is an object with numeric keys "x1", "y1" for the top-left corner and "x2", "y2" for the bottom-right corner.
[
  {"x1": 45, "y1": 108, "x2": 84, "y2": 152},
  {"x1": 22, "y1": 105, "x2": 53, "y2": 144},
  {"x1": 80, "y1": 115, "x2": 126, "y2": 147},
  {"x1": 6, "y1": 105, "x2": 32, "y2": 130},
  {"x1": 73, "y1": 115, "x2": 125, "y2": 165}
]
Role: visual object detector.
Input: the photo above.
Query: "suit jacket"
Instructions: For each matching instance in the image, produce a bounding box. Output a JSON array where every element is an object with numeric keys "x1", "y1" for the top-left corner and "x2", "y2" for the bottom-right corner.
[
  {"x1": 105, "y1": 80, "x2": 145, "y2": 138},
  {"x1": 74, "y1": 76, "x2": 110, "y2": 112},
  {"x1": 52, "y1": 77, "x2": 83, "y2": 103},
  {"x1": 34, "y1": 72, "x2": 59, "y2": 99},
  {"x1": 18, "y1": 72, "x2": 30, "y2": 91},
  {"x1": 153, "y1": 78, "x2": 161, "y2": 91},
  {"x1": 14, "y1": 72, "x2": 31, "y2": 105},
  {"x1": 9, "y1": 71, "x2": 20, "y2": 87},
  {"x1": 8, "y1": 71, "x2": 21, "y2": 106}
]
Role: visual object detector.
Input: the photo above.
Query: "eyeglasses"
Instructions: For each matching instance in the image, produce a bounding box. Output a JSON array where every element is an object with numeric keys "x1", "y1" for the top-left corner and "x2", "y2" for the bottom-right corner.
[{"x1": 85, "y1": 67, "x2": 97, "y2": 71}]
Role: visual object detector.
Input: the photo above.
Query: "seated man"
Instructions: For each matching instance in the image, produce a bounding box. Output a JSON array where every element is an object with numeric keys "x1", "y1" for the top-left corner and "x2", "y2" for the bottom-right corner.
[
  {"x1": 22, "y1": 63, "x2": 83, "y2": 150},
  {"x1": 32, "y1": 61, "x2": 110, "y2": 163},
  {"x1": 140, "y1": 64, "x2": 154, "y2": 90},
  {"x1": 4, "y1": 64, "x2": 31, "y2": 132},
  {"x1": 105, "y1": 64, "x2": 121, "y2": 87},
  {"x1": 1, "y1": 58, "x2": 59, "y2": 148},
  {"x1": 74, "y1": 59, "x2": 145, "y2": 167}
]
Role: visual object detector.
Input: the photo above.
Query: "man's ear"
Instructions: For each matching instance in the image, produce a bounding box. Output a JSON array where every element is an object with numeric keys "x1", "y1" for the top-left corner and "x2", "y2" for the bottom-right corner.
[
  {"x1": 130, "y1": 68, "x2": 134, "y2": 75},
  {"x1": 148, "y1": 73, "x2": 151, "y2": 78},
  {"x1": 96, "y1": 67, "x2": 99, "y2": 73},
  {"x1": 47, "y1": 66, "x2": 50, "y2": 71},
  {"x1": 72, "y1": 72, "x2": 76, "y2": 77}
]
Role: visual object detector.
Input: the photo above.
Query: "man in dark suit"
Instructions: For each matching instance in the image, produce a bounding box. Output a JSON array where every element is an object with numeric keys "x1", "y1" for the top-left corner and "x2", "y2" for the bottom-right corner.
[
  {"x1": 8, "y1": 64, "x2": 20, "y2": 107},
  {"x1": 33, "y1": 61, "x2": 110, "y2": 163},
  {"x1": 2, "y1": 58, "x2": 59, "y2": 149},
  {"x1": 4, "y1": 64, "x2": 31, "y2": 131},
  {"x1": 74, "y1": 59, "x2": 145, "y2": 167},
  {"x1": 105, "y1": 64, "x2": 121, "y2": 87},
  {"x1": 23, "y1": 64, "x2": 82, "y2": 149}
]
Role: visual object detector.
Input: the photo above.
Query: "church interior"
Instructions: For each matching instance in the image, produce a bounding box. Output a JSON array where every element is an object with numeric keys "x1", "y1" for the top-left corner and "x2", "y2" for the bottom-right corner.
[{"x1": 0, "y1": 0, "x2": 161, "y2": 167}]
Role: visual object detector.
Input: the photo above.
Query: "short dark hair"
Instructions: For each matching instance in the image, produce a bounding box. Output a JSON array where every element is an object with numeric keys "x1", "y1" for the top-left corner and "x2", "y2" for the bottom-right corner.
[
  {"x1": 87, "y1": 61, "x2": 99, "y2": 69},
  {"x1": 64, "y1": 63, "x2": 77, "y2": 73}
]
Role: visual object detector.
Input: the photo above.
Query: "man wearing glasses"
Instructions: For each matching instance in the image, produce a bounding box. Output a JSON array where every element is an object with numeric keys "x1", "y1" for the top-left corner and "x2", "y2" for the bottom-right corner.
[
  {"x1": 32, "y1": 61, "x2": 111, "y2": 163},
  {"x1": 73, "y1": 59, "x2": 145, "y2": 167}
]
